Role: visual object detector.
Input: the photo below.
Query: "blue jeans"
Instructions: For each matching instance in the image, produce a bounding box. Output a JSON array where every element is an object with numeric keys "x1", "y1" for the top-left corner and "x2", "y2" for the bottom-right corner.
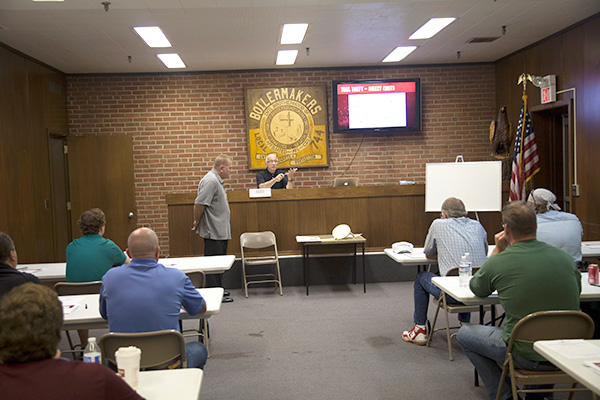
[
  {"x1": 413, "y1": 271, "x2": 470, "y2": 325},
  {"x1": 456, "y1": 324, "x2": 557, "y2": 400},
  {"x1": 185, "y1": 341, "x2": 208, "y2": 369}
]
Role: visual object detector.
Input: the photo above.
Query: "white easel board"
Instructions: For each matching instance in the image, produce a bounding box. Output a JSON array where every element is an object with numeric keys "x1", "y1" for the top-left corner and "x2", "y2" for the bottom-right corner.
[{"x1": 425, "y1": 161, "x2": 502, "y2": 212}]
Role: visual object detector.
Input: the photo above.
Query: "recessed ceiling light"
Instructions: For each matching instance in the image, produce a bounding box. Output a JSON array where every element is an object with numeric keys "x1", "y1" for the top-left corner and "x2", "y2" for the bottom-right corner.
[
  {"x1": 276, "y1": 50, "x2": 299, "y2": 65},
  {"x1": 409, "y1": 17, "x2": 456, "y2": 40},
  {"x1": 382, "y1": 46, "x2": 417, "y2": 62},
  {"x1": 280, "y1": 23, "x2": 309, "y2": 45},
  {"x1": 157, "y1": 53, "x2": 186, "y2": 69},
  {"x1": 134, "y1": 26, "x2": 172, "y2": 48}
]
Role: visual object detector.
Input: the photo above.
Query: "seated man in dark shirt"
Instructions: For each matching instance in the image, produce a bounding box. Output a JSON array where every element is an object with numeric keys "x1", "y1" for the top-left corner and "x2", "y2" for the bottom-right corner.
[
  {"x1": 256, "y1": 153, "x2": 298, "y2": 189},
  {"x1": 0, "y1": 283, "x2": 143, "y2": 400},
  {"x1": 0, "y1": 232, "x2": 40, "y2": 297}
]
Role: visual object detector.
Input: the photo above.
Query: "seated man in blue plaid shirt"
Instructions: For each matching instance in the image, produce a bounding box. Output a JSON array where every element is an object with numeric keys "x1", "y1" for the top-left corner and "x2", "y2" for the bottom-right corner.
[{"x1": 402, "y1": 197, "x2": 488, "y2": 345}]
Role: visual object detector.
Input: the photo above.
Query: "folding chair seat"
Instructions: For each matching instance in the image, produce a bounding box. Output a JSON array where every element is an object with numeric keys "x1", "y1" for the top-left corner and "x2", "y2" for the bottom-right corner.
[
  {"x1": 99, "y1": 330, "x2": 187, "y2": 370},
  {"x1": 495, "y1": 310, "x2": 596, "y2": 400}
]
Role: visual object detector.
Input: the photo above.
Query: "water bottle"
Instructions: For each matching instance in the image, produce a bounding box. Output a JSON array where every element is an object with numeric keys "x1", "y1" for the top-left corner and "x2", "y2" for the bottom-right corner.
[
  {"x1": 83, "y1": 337, "x2": 101, "y2": 363},
  {"x1": 459, "y1": 252, "x2": 472, "y2": 287}
]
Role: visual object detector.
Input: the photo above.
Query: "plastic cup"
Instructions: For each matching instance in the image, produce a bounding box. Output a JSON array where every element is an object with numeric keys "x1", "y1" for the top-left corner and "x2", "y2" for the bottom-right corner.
[{"x1": 115, "y1": 346, "x2": 141, "y2": 389}]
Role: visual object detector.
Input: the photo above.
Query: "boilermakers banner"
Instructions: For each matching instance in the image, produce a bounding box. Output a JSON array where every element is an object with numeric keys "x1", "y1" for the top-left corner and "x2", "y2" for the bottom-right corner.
[{"x1": 244, "y1": 85, "x2": 329, "y2": 170}]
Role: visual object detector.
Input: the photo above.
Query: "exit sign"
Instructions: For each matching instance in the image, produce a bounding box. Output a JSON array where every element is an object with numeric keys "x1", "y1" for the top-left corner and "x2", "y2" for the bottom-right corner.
[{"x1": 540, "y1": 75, "x2": 556, "y2": 104}]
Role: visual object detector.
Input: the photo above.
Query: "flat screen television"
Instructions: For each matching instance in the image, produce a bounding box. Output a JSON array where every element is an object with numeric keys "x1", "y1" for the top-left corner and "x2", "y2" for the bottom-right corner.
[{"x1": 332, "y1": 78, "x2": 421, "y2": 134}]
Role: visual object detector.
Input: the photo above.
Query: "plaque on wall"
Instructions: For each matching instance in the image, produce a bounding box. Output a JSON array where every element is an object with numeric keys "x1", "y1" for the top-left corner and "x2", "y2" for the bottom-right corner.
[{"x1": 244, "y1": 85, "x2": 329, "y2": 170}]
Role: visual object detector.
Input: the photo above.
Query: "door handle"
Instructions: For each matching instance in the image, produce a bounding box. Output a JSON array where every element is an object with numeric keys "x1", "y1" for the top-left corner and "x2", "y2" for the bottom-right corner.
[{"x1": 128, "y1": 212, "x2": 135, "y2": 218}]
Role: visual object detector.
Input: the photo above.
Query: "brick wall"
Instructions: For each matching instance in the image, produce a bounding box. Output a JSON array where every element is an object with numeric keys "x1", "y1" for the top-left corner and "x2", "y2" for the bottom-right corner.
[{"x1": 67, "y1": 64, "x2": 496, "y2": 255}]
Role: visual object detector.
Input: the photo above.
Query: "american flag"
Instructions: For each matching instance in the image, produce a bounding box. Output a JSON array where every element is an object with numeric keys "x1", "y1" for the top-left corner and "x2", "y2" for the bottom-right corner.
[{"x1": 510, "y1": 94, "x2": 540, "y2": 201}]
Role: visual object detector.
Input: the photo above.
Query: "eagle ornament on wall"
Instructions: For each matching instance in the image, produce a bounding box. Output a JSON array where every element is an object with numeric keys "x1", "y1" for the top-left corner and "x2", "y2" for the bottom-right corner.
[{"x1": 489, "y1": 106, "x2": 515, "y2": 159}]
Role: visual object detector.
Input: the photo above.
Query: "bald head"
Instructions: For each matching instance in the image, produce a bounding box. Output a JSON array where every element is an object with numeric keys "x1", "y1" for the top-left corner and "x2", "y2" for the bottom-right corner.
[
  {"x1": 441, "y1": 197, "x2": 468, "y2": 218},
  {"x1": 127, "y1": 228, "x2": 159, "y2": 259}
]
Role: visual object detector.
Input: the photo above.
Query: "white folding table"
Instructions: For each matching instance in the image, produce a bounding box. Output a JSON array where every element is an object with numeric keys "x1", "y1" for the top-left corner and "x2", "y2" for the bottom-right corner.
[
  {"x1": 533, "y1": 339, "x2": 600, "y2": 396},
  {"x1": 138, "y1": 368, "x2": 204, "y2": 400},
  {"x1": 18, "y1": 255, "x2": 235, "y2": 282}
]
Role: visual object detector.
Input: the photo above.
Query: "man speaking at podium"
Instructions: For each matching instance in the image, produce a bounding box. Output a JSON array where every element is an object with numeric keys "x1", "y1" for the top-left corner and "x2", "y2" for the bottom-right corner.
[{"x1": 256, "y1": 153, "x2": 298, "y2": 189}]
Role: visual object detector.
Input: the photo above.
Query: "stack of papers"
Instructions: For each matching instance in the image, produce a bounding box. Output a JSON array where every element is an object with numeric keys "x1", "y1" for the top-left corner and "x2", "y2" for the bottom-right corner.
[{"x1": 296, "y1": 236, "x2": 321, "y2": 243}]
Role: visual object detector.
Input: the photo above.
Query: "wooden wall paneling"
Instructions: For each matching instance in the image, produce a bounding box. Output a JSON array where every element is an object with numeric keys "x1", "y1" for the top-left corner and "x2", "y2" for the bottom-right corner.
[
  {"x1": 576, "y1": 20, "x2": 600, "y2": 238},
  {"x1": 0, "y1": 48, "x2": 28, "y2": 242},
  {"x1": 26, "y1": 62, "x2": 56, "y2": 261},
  {"x1": 294, "y1": 198, "x2": 331, "y2": 236},
  {"x1": 167, "y1": 204, "x2": 203, "y2": 257},
  {"x1": 496, "y1": 14, "x2": 600, "y2": 240},
  {"x1": 0, "y1": 48, "x2": 58, "y2": 262},
  {"x1": 495, "y1": 53, "x2": 525, "y2": 126},
  {"x1": 367, "y1": 194, "x2": 419, "y2": 247},
  {"x1": 166, "y1": 185, "x2": 509, "y2": 257},
  {"x1": 559, "y1": 20, "x2": 595, "y2": 238}
]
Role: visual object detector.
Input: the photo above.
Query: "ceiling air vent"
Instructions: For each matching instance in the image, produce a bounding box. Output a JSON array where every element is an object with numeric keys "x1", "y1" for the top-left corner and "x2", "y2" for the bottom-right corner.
[{"x1": 466, "y1": 37, "x2": 500, "y2": 43}]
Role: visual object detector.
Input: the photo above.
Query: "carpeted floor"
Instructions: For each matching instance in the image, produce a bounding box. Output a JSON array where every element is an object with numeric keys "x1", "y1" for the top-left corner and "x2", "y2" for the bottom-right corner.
[{"x1": 63, "y1": 281, "x2": 595, "y2": 400}]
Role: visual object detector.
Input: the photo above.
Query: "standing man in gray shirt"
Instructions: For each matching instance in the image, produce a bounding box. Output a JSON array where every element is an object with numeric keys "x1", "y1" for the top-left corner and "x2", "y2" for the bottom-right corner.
[{"x1": 191, "y1": 154, "x2": 233, "y2": 303}]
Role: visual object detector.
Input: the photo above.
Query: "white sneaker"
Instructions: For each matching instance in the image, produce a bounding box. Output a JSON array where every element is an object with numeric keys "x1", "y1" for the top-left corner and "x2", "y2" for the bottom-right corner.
[{"x1": 402, "y1": 324, "x2": 428, "y2": 345}]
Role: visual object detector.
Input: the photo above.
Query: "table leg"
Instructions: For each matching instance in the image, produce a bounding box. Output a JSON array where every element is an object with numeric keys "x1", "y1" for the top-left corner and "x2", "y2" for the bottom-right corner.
[
  {"x1": 362, "y1": 243, "x2": 366, "y2": 293},
  {"x1": 305, "y1": 245, "x2": 310, "y2": 296},
  {"x1": 352, "y1": 244, "x2": 357, "y2": 285}
]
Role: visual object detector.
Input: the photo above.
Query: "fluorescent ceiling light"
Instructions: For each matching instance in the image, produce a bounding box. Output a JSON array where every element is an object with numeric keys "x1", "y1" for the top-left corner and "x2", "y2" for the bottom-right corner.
[
  {"x1": 382, "y1": 46, "x2": 417, "y2": 62},
  {"x1": 134, "y1": 26, "x2": 172, "y2": 48},
  {"x1": 276, "y1": 50, "x2": 299, "y2": 65},
  {"x1": 409, "y1": 17, "x2": 456, "y2": 40},
  {"x1": 157, "y1": 53, "x2": 186, "y2": 69},
  {"x1": 280, "y1": 23, "x2": 309, "y2": 45}
]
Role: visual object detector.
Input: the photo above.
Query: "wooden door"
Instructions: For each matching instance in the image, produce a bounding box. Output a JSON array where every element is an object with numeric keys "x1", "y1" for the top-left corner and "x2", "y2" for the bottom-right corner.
[
  {"x1": 67, "y1": 135, "x2": 137, "y2": 249},
  {"x1": 530, "y1": 100, "x2": 573, "y2": 212}
]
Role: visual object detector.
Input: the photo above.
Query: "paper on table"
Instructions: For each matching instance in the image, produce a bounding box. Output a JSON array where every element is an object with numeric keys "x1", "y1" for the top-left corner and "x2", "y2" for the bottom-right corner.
[
  {"x1": 584, "y1": 361, "x2": 600, "y2": 375},
  {"x1": 404, "y1": 251, "x2": 427, "y2": 258},
  {"x1": 296, "y1": 236, "x2": 321, "y2": 243},
  {"x1": 60, "y1": 296, "x2": 82, "y2": 314},
  {"x1": 17, "y1": 266, "x2": 43, "y2": 273},
  {"x1": 540, "y1": 339, "x2": 600, "y2": 359},
  {"x1": 162, "y1": 260, "x2": 179, "y2": 267},
  {"x1": 62, "y1": 303, "x2": 80, "y2": 314},
  {"x1": 583, "y1": 243, "x2": 600, "y2": 249}
]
